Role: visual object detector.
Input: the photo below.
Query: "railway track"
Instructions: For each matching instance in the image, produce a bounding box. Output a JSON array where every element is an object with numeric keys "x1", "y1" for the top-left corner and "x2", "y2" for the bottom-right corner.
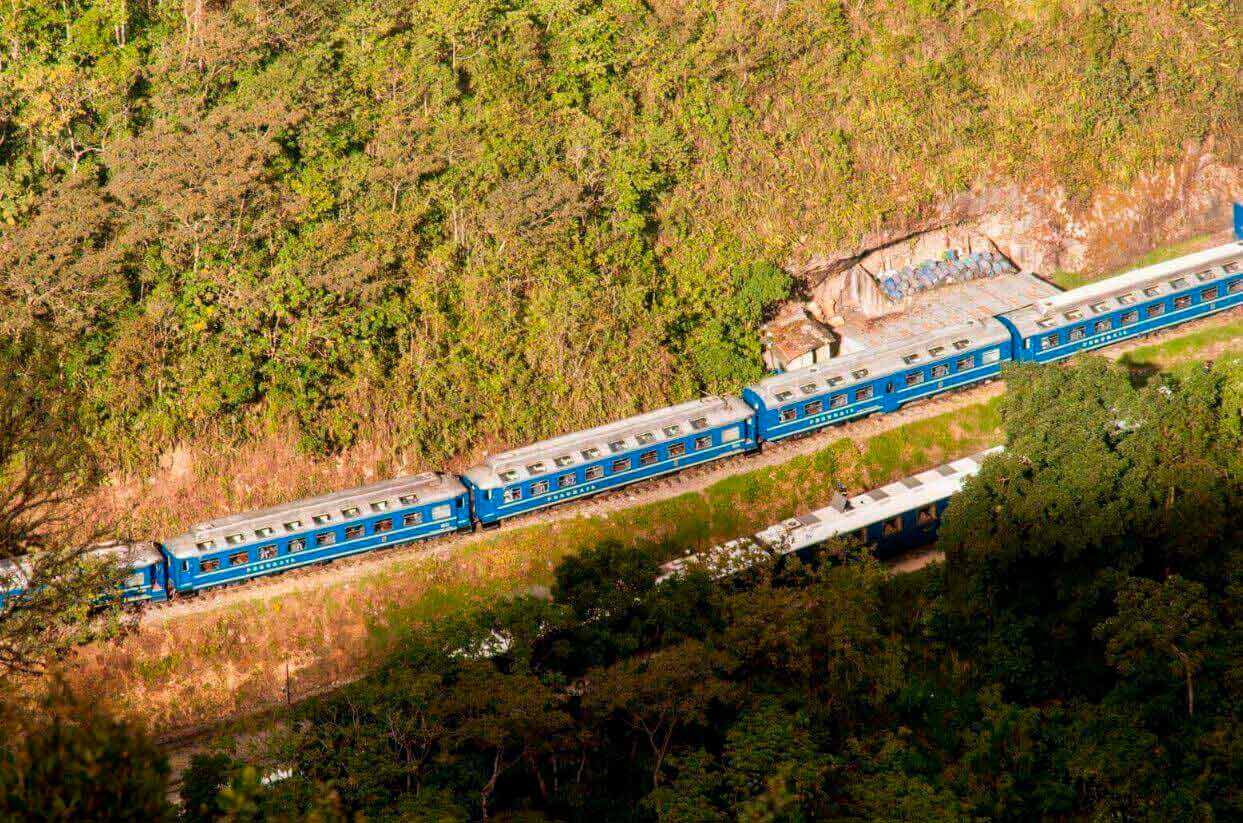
[{"x1": 140, "y1": 305, "x2": 1242, "y2": 625}]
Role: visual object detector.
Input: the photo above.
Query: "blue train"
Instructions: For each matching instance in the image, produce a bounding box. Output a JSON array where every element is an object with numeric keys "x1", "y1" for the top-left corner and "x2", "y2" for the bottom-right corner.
[{"x1": 1, "y1": 238, "x2": 1240, "y2": 609}]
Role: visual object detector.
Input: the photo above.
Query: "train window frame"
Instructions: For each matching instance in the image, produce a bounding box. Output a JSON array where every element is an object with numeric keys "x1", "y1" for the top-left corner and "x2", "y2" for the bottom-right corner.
[
  {"x1": 1226, "y1": 261, "x2": 1240, "y2": 273},
  {"x1": 312, "y1": 513, "x2": 332, "y2": 525},
  {"x1": 694, "y1": 435, "x2": 712, "y2": 450},
  {"x1": 611, "y1": 458, "x2": 631, "y2": 473},
  {"x1": 530, "y1": 480, "x2": 550, "y2": 495},
  {"x1": 805, "y1": 400, "x2": 824, "y2": 415},
  {"x1": 342, "y1": 507, "x2": 360, "y2": 518},
  {"x1": 226, "y1": 533, "x2": 245, "y2": 546},
  {"x1": 432, "y1": 504, "x2": 451, "y2": 520},
  {"x1": 830, "y1": 394, "x2": 847, "y2": 409},
  {"x1": 398, "y1": 494, "x2": 418, "y2": 505},
  {"x1": 1146, "y1": 302, "x2": 1165, "y2": 318},
  {"x1": 775, "y1": 390, "x2": 793, "y2": 402},
  {"x1": 827, "y1": 376, "x2": 843, "y2": 387},
  {"x1": 284, "y1": 521, "x2": 302, "y2": 533},
  {"x1": 982, "y1": 349, "x2": 1001, "y2": 364},
  {"x1": 1201, "y1": 287, "x2": 1218, "y2": 300},
  {"x1": 1196, "y1": 270, "x2": 1214, "y2": 282},
  {"x1": 800, "y1": 383, "x2": 817, "y2": 395},
  {"x1": 554, "y1": 455, "x2": 574, "y2": 468},
  {"x1": 852, "y1": 368, "x2": 869, "y2": 379},
  {"x1": 905, "y1": 371, "x2": 925, "y2": 387},
  {"x1": 196, "y1": 540, "x2": 216, "y2": 552},
  {"x1": 229, "y1": 551, "x2": 249, "y2": 567},
  {"x1": 200, "y1": 558, "x2": 221, "y2": 573},
  {"x1": 1042, "y1": 333, "x2": 1059, "y2": 348},
  {"x1": 690, "y1": 417, "x2": 708, "y2": 431},
  {"x1": 1091, "y1": 302, "x2": 1109, "y2": 313},
  {"x1": 956, "y1": 355, "x2": 975, "y2": 370},
  {"x1": 639, "y1": 450, "x2": 659, "y2": 467},
  {"x1": 1036, "y1": 318, "x2": 1054, "y2": 329},
  {"x1": 374, "y1": 518, "x2": 393, "y2": 533},
  {"x1": 502, "y1": 487, "x2": 521, "y2": 503},
  {"x1": 668, "y1": 442, "x2": 687, "y2": 458},
  {"x1": 404, "y1": 510, "x2": 424, "y2": 526},
  {"x1": 928, "y1": 346, "x2": 945, "y2": 357},
  {"x1": 1230, "y1": 279, "x2": 1243, "y2": 294},
  {"x1": 855, "y1": 386, "x2": 873, "y2": 402},
  {"x1": 882, "y1": 516, "x2": 902, "y2": 537},
  {"x1": 527, "y1": 462, "x2": 546, "y2": 475},
  {"x1": 370, "y1": 500, "x2": 390, "y2": 513},
  {"x1": 917, "y1": 505, "x2": 937, "y2": 526},
  {"x1": 1143, "y1": 286, "x2": 1162, "y2": 297},
  {"x1": 345, "y1": 525, "x2": 364, "y2": 540},
  {"x1": 721, "y1": 427, "x2": 741, "y2": 443},
  {"x1": 558, "y1": 473, "x2": 577, "y2": 489},
  {"x1": 780, "y1": 407, "x2": 797, "y2": 422},
  {"x1": 288, "y1": 538, "x2": 306, "y2": 553},
  {"x1": 499, "y1": 470, "x2": 518, "y2": 483},
  {"x1": 316, "y1": 532, "x2": 336, "y2": 547},
  {"x1": 259, "y1": 545, "x2": 278, "y2": 560},
  {"x1": 953, "y1": 339, "x2": 970, "y2": 350},
  {"x1": 1121, "y1": 310, "x2": 1139, "y2": 325},
  {"x1": 609, "y1": 440, "x2": 627, "y2": 453},
  {"x1": 662, "y1": 425, "x2": 681, "y2": 437},
  {"x1": 255, "y1": 526, "x2": 275, "y2": 538},
  {"x1": 636, "y1": 432, "x2": 656, "y2": 446},
  {"x1": 1064, "y1": 309, "x2": 1083, "y2": 321},
  {"x1": 1174, "y1": 295, "x2": 1191, "y2": 309},
  {"x1": 581, "y1": 447, "x2": 601, "y2": 460},
  {"x1": 585, "y1": 465, "x2": 604, "y2": 481},
  {"x1": 1068, "y1": 327, "x2": 1086, "y2": 341},
  {"x1": 902, "y1": 353, "x2": 919, "y2": 364},
  {"x1": 931, "y1": 364, "x2": 950, "y2": 378},
  {"x1": 1169, "y1": 277, "x2": 1188, "y2": 290},
  {"x1": 1118, "y1": 293, "x2": 1136, "y2": 305},
  {"x1": 1093, "y1": 319, "x2": 1111, "y2": 333}
]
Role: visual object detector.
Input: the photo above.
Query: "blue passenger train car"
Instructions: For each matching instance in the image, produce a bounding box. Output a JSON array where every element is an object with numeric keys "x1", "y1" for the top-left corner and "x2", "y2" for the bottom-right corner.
[
  {"x1": 464, "y1": 396, "x2": 758, "y2": 523},
  {"x1": 162, "y1": 473, "x2": 471, "y2": 593},
  {"x1": 1000, "y1": 242, "x2": 1243, "y2": 363},
  {"x1": 0, "y1": 543, "x2": 169, "y2": 609},
  {"x1": 743, "y1": 319, "x2": 1010, "y2": 443}
]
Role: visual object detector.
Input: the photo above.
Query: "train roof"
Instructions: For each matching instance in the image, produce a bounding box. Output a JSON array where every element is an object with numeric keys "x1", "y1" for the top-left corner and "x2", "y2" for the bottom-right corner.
[
  {"x1": 164, "y1": 472, "x2": 467, "y2": 560},
  {"x1": 746, "y1": 318, "x2": 1010, "y2": 407},
  {"x1": 1001, "y1": 241, "x2": 1243, "y2": 337},
  {"x1": 463, "y1": 396, "x2": 754, "y2": 489},
  {"x1": 662, "y1": 446, "x2": 1002, "y2": 579},
  {"x1": 86, "y1": 541, "x2": 164, "y2": 569}
]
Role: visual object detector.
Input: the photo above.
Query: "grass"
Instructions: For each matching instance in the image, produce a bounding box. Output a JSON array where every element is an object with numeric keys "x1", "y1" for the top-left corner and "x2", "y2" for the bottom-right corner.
[
  {"x1": 1048, "y1": 234, "x2": 1216, "y2": 290},
  {"x1": 1119, "y1": 319, "x2": 1243, "y2": 371}
]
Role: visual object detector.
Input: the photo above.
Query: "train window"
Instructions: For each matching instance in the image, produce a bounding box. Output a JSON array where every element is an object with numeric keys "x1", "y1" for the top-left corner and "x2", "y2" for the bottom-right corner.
[
  {"x1": 1146, "y1": 303, "x2": 1165, "y2": 318},
  {"x1": 316, "y1": 532, "x2": 336, "y2": 547},
  {"x1": 690, "y1": 417, "x2": 708, "y2": 430},
  {"x1": 196, "y1": 540, "x2": 216, "y2": 552},
  {"x1": 527, "y1": 462, "x2": 546, "y2": 475},
  {"x1": 905, "y1": 371, "x2": 925, "y2": 386},
  {"x1": 200, "y1": 558, "x2": 220, "y2": 573},
  {"x1": 259, "y1": 545, "x2": 278, "y2": 560},
  {"x1": 288, "y1": 538, "x2": 306, "y2": 553},
  {"x1": 1091, "y1": 302, "x2": 1109, "y2": 313},
  {"x1": 226, "y1": 533, "x2": 245, "y2": 546},
  {"x1": 1144, "y1": 286, "x2": 1162, "y2": 297},
  {"x1": 255, "y1": 526, "x2": 275, "y2": 538},
  {"x1": 855, "y1": 386, "x2": 873, "y2": 402},
  {"x1": 882, "y1": 516, "x2": 902, "y2": 537},
  {"x1": 805, "y1": 400, "x2": 824, "y2": 415},
  {"x1": 694, "y1": 435, "x2": 712, "y2": 450},
  {"x1": 932, "y1": 364, "x2": 950, "y2": 378},
  {"x1": 432, "y1": 504, "x2": 451, "y2": 519},
  {"x1": 1068, "y1": 327, "x2": 1086, "y2": 341},
  {"x1": 585, "y1": 466, "x2": 604, "y2": 481},
  {"x1": 399, "y1": 493, "x2": 418, "y2": 505},
  {"x1": 1230, "y1": 279, "x2": 1243, "y2": 294},
  {"x1": 636, "y1": 432, "x2": 655, "y2": 445},
  {"x1": 609, "y1": 440, "x2": 627, "y2": 453},
  {"x1": 342, "y1": 507, "x2": 360, "y2": 518},
  {"x1": 953, "y1": 339, "x2": 970, "y2": 350},
  {"x1": 370, "y1": 500, "x2": 390, "y2": 513},
  {"x1": 530, "y1": 481, "x2": 549, "y2": 495},
  {"x1": 125, "y1": 572, "x2": 146, "y2": 588},
  {"x1": 229, "y1": 552, "x2": 249, "y2": 566},
  {"x1": 800, "y1": 383, "x2": 817, "y2": 395},
  {"x1": 1174, "y1": 295, "x2": 1191, "y2": 309},
  {"x1": 928, "y1": 346, "x2": 945, "y2": 357},
  {"x1": 345, "y1": 525, "x2": 364, "y2": 539},
  {"x1": 780, "y1": 408, "x2": 797, "y2": 422},
  {"x1": 405, "y1": 509, "x2": 426, "y2": 526},
  {"x1": 902, "y1": 353, "x2": 919, "y2": 364},
  {"x1": 374, "y1": 518, "x2": 393, "y2": 533},
  {"x1": 554, "y1": 455, "x2": 574, "y2": 468},
  {"x1": 721, "y1": 427, "x2": 741, "y2": 443},
  {"x1": 827, "y1": 376, "x2": 843, "y2": 387},
  {"x1": 917, "y1": 505, "x2": 937, "y2": 526},
  {"x1": 852, "y1": 369, "x2": 869, "y2": 379},
  {"x1": 1094, "y1": 320, "x2": 1110, "y2": 333},
  {"x1": 1036, "y1": 318, "x2": 1054, "y2": 329},
  {"x1": 775, "y1": 390, "x2": 793, "y2": 402},
  {"x1": 1196, "y1": 270, "x2": 1214, "y2": 282},
  {"x1": 581, "y1": 447, "x2": 601, "y2": 460},
  {"x1": 499, "y1": 470, "x2": 518, "y2": 482},
  {"x1": 611, "y1": 458, "x2": 631, "y2": 472},
  {"x1": 502, "y1": 486, "x2": 521, "y2": 503},
  {"x1": 312, "y1": 513, "x2": 332, "y2": 525},
  {"x1": 1118, "y1": 293, "x2": 1136, "y2": 305},
  {"x1": 640, "y1": 451, "x2": 659, "y2": 467},
  {"x1": 1169, "y1": 277, "x2": 1188, "y2": 289},
  {"x1": 668, "y1": 443, "x2": 686, "y2": 458},
  {"x1": 1043, "y1": 333, "x2": 1059, "y2": 348},
  {"x1": 1226, "y1": 261, "x2": 1240, "y2": 273},
  {"x1": 1064, "y1": 310, "x2": 1083, "y2": 321},
  {"x1": 957, "y1": 355, "x2": 975, "y2": 370},
  {"x1": 1121, "y1": 310, "x2": 1138, "y2": 325},
  {"x1": 663, "y1": 425, "x2": 680, "y2": 437},
  {"x1": 1201, "y1": 287, "x2": 1218, "y2": 300},
  {"x1": 982, "y1": 349, "x2": 1001, "y2": 364},
  {"x1": 558, "y1": 473, "x2": 577, "y2": 488},
  {"x1": 830, "y1": 394, "x2": 847, "y2": 409},
  {"x1": 284, "y1": 521, "x2": 302, "y2": 532}
]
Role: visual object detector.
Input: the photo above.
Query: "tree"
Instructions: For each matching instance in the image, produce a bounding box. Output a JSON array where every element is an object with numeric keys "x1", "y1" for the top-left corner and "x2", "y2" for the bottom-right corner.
[{"x1": 1097, "y1": 575, "x2": 1213, "y2": 718}]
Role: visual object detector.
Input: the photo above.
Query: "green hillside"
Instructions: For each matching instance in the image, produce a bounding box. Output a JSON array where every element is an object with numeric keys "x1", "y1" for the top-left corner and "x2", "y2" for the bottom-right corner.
[{"x1": 1, "y1": 0, "x2": 1238, "y2": 466}]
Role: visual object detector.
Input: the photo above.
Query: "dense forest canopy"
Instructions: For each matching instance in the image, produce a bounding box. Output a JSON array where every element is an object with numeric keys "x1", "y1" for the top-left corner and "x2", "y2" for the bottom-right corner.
[{"x1": 1, "y1": 0, "x2": 1239, "y2": 468}]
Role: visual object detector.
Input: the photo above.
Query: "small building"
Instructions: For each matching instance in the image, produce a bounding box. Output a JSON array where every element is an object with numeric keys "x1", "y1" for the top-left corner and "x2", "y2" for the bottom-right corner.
[{"x1": 761, "y1": 305, "x2": 837, "y2": 373}]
